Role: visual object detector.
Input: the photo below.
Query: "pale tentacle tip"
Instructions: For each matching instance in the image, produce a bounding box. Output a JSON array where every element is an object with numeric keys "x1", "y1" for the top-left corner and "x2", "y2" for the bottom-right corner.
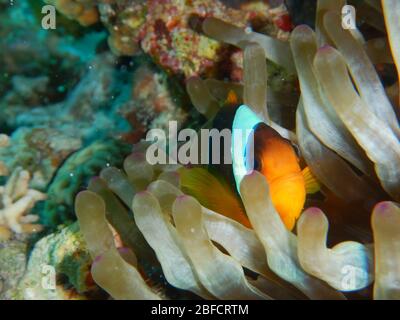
[
  {"x1": 175, "y1": 195, "x2": 188, "y2": 203},
  {"x1": 303, "y1": 207, "x2": 323, "y2": 217}
]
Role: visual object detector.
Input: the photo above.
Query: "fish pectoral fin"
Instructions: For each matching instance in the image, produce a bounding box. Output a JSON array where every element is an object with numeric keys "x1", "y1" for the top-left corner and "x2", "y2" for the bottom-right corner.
[
  {"x1": 179, "y1": 167, "x2": 251, "y2": 228},
  {"x1": 302, "y1": 167, "x2": 321, "y2": 194}
]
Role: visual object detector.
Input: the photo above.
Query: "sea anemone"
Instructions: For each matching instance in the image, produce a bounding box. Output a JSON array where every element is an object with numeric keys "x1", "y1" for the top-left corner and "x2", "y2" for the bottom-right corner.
[
  {"x1": 75, "y1": 148, "x2": 400, "y2": 300},
  {"x1": 73, "y1": 0, "x2": 400, "y2": 300},
  {"x1": 294, "y1": 7, "x2": 400, "y2": 205}
]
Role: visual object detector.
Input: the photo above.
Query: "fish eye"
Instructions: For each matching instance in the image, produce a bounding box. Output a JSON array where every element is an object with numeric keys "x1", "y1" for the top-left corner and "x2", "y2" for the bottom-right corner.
[
  {"x1": 246, "y1": 156, "x2": 261, "y2": 172},
  {"x1": 253, "y1": 158, "x2": 261, "y2": 171},
  {"x1": 244, "y1": 143, "x2": 261, "y2": 172}
]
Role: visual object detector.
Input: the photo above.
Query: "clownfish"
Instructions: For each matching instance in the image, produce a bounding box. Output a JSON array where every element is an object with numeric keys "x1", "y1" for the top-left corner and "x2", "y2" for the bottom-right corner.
[
  {"x1": 179, "y1": 96, "x2": 319, "y2": 230},
  {"x1": 251, "y1": 122, "x2": 318, "y2": 229}
]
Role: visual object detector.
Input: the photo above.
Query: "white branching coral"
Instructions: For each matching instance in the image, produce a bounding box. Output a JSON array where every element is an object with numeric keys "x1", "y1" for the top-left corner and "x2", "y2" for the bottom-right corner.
[
  {"x1": 0, "y1": 167, "x2": 46, "y2": 241},
  {"x1": 0, "y1": 134, "x2": 9, "y2": 176}
]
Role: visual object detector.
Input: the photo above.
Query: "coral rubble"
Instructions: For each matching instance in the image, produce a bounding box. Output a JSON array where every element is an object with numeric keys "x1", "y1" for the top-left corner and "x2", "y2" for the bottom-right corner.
[{"x1": 16, "y1": 222, "x2": 96, "y2": 300}]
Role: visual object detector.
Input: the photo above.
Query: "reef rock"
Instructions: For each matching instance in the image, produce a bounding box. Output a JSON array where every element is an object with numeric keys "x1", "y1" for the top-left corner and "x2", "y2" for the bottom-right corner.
[
  {"x1": 0, "y1": 128, "x2": 82, "y2": 191},
  {"x1": 98, "y1": 0, "x2": 289, "y2": 78},
  {"x1": 15, "y1": 222, "x2": 97, "y2": 300},
  {"x1": 0, "y1": 240, "x2": 28, "y2": 300}
]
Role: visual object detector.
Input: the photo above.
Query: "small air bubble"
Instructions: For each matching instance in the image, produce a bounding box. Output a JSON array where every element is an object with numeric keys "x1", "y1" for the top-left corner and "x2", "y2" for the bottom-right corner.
[{"x1": 245, "y1": 27, "x2": 253, "y2": 34}]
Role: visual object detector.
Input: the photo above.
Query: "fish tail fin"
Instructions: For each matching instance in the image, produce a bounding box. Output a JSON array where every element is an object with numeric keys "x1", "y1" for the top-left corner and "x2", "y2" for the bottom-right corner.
[
  {"x1": 302, "y1": 166, "x2": 321, "y2": 194},
  {"x1": 178, "y1": 167, "x2": 251, "y2": 228}
]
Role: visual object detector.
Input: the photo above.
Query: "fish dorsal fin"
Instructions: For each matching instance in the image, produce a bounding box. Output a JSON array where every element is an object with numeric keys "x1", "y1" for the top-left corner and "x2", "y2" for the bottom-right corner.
[{"x1": 225, "y1": 90, "x2": 238, "y2": 106}]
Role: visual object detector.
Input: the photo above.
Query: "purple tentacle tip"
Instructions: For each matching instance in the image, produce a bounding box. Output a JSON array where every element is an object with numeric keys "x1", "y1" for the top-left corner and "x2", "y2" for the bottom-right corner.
[
  {"x1": 374, "y1": 201, "x2": 393, "y2": 216},
  {"x1": 93, "y1": 254, "x2": 103, "y2": 265},
  {"x1": 305, "y1": 207, "x2": 322, "y2": 216}
]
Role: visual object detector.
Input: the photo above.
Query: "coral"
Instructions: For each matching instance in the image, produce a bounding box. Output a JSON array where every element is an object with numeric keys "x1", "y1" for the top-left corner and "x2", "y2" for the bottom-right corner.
[
  {"x1": 125, "y1": 62, "x2": 188, "y2": 134},
  {"x1": 3, "y1": 75, "x2": 49, "y2": 107},
  {"x1": 0, "y1": 167, "x2": 46, "y2": 242},
  {"x1": 6, "y1": 53, "x2": 123, "y2": 136},
  {"x1": 44, "y1": 0, "x2": 99, "y2": 26},
  {"x1": 0, "y1": 2, "x2": 191, "y2": 231},
  {"x1": 15, "y1": 222, "x2": 97, "y2": 300},
  {"x1": 41, "y1": 139, "x2": 131, "y2": 228},
  {"x1": 0, "y1": 128, "x2": 82, "y2": 190},
  {"x1": 0, "y1": 134, "x2": 9, "y2": 176},
  {"x1": 0, "y1": 241, "x2": 28, "y2": 299},
  {"x1": 0, "y1": 0, "x2": 90, "y2": 109},
  {"x1": 1, "y1": 50, "x2": 185, "y2": 166},
  {"x1": 98, "y1": 0, "x2": 289, "y2": 78},
  {"x1": 0, "y1": 2, "x2": 120, "y2": 157}
]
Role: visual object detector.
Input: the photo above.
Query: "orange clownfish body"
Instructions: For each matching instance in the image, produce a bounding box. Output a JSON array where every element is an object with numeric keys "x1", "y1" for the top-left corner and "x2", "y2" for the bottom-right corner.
[{"x1": 252, "y1": 123, "x2": 306, "y2": 230}]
